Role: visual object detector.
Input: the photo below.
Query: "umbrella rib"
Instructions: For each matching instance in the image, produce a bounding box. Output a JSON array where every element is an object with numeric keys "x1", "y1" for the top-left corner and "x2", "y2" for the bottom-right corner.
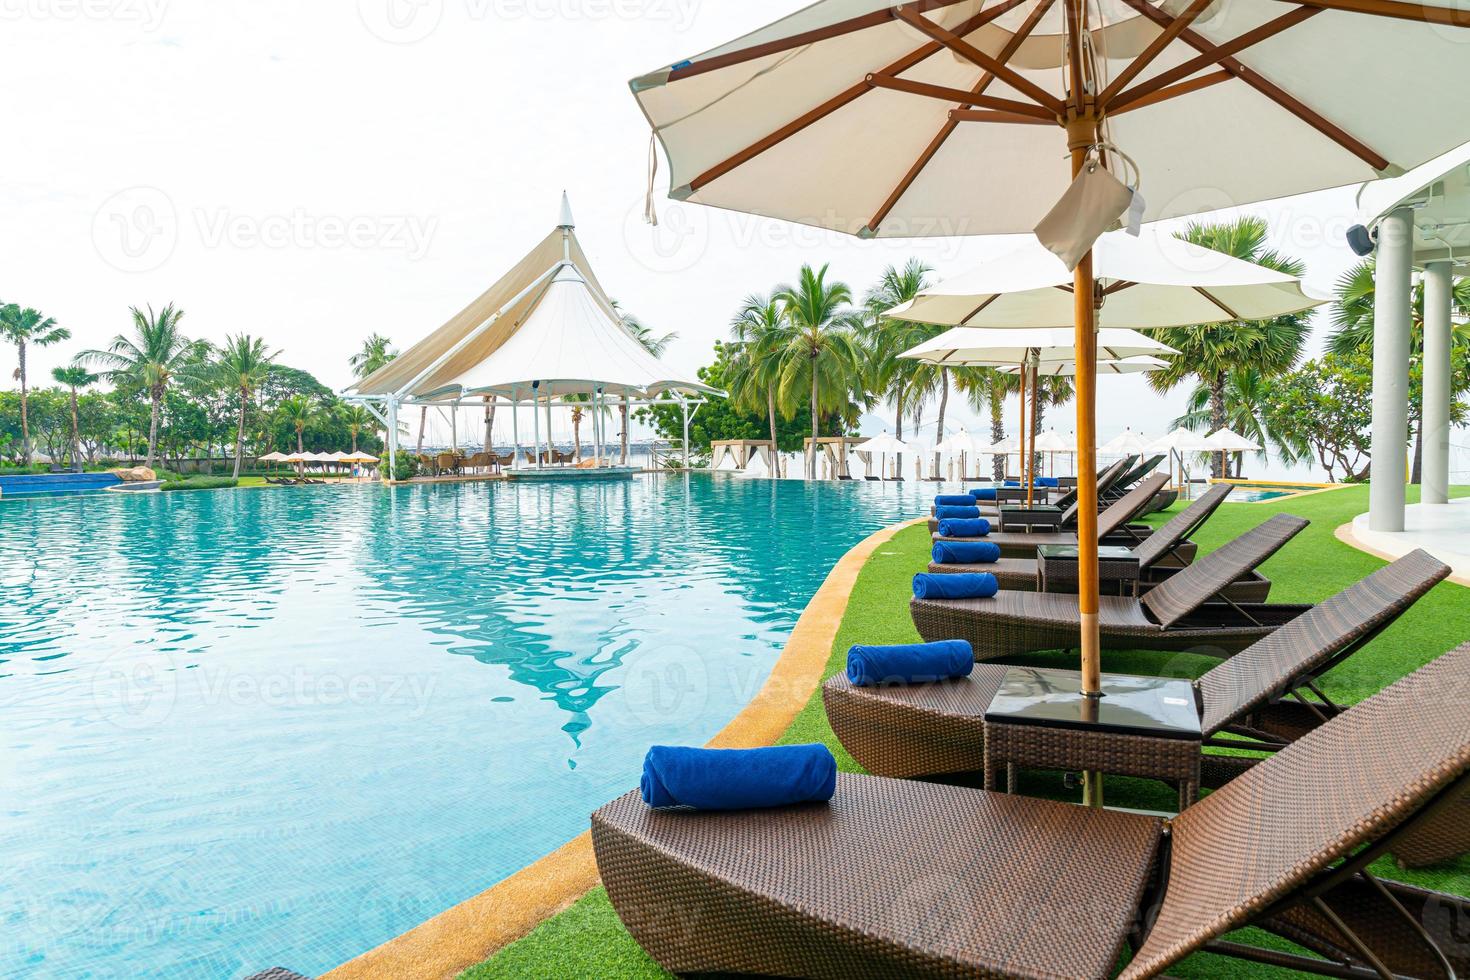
[
  {"x1": 961, "y1": 294, "x2": 1001, "y2": 324},
  {"x1": 1109, "y1": 69, "x2": 1233, "y2": 115},
  {"x1": 1194, "y1": 286, "x2": 1241, "y2": 319},
  {"x1": 894, "y1": 5, "x2": 1066, "y2": 115},
  {"x1": 1115, "y1": 0, "x2": 1390, "y2": 171},
  {"x1": 945, "y1": 109, "x2": 1054, "y2": 125},
  {"x1": 865, "y1": 74, "x2": 1054, "y2": 119},
  {"x1": 1096, "y1": 0, "x2": 1217, "y2": 107},
  {"x1": 1106, "y1": 6, "x2": 1320, "y2": 112},
  {"x1": 684, "y1": 0, "x2": 1031, "y2": 195},
  {"x1": 865, "y1": 0, "x2": 1058, "y2": 233},
  {"x1": 666, "y1": 0, "x2": 983, "y2": 82},
  {"x1": 1265, "y1": 0, "x2": 1470, "y2": 27}
]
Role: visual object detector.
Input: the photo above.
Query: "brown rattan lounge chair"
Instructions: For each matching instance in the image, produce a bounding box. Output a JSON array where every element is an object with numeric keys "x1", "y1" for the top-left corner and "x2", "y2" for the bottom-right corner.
[
  {"x1": 960, "y1": 457, "x2": 1132, "y2": 521},
  {"x1": 828, "y1": 550, "x2": 1450, "y2": 801},
  {"x1": 932, "y1": 472, "x2": 1173, "y2": 559},
  {"x1": 1101, "y1": 453, "x2": 1165, "y2": 503},
  {"x1": 913, "y1": 513, "x2": 1311, "y2": 661},
  {"x1": 593, "y1": 642, "x2": 1470, "y2": 979},
  {"x1": 930, "y1": 483, "x2": 1252, "y2": 597}
]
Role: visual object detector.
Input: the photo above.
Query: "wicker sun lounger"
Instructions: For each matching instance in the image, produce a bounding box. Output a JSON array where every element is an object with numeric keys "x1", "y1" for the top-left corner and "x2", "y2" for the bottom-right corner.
[
  {"x1": 932, "y1": 473, "x2": 1173, "y2": 560},
  {"x1": 955, "y1": 457, "x2": 1133, "y2": 523},
  {"x1": 828, "y1": 550, "x2": 1450, "y2": 798},
  {"x1": 930, "y1": 483, "x2": 1254, "y2": 597},
  {"x1": 594, "y1": 642, "x2": 1470, "y2": 979},
  {"x1": 914, "y1": 513, "x2": 1310, "y2": 661},
  {"x1": 1101, "y1": 453, "x2": 1165, "y2": 502}
]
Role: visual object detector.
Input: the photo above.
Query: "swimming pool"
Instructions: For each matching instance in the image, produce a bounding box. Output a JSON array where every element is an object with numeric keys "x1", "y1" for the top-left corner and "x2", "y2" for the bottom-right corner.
[
  {"x1": 1220, "y1": 481, "x2": 1337, "y2": 502},
  {"x1": 0, "y1": 474, "x2": 939, "y2": 978}
]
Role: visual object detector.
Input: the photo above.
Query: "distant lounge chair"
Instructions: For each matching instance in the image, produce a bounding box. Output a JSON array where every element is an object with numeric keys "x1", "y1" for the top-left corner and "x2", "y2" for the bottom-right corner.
[
  {"x1": 913, "y1": 513, "x2": 1311, "y2": 661},
  {"x1": 593, "y1": 642, "x2": 1470, "y2": 979},
  {"x1": 828, "y1": 550, "x2": 1450, "y2": 798},
  {"x1": 964, "y1": 456, "x2": 1133, "y2": 522},
  {"x1": 931, "y1": 472, "x2": 1173, "y2": 559},
  {"x1": 1101, "y1": 453, "x2": 1165, "y2": 502},
  {"x1": 930, "y1": 483, "x2": 1241, "y2": 595}
]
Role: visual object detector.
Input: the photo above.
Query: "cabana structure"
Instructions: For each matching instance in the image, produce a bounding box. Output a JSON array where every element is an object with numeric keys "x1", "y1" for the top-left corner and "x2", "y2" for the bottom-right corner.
[
  {"x1": 709, "y1": 439, "x2": 775, "y2": 473},
  {"x1": 344, "y1": 195, "x2": 719, "y2": 481}
]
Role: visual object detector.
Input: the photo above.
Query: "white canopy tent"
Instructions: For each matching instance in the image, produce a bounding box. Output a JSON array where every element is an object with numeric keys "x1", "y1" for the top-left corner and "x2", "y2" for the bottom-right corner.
[{"x1": 345, "y1": 194, "x2": 718, "y2": 475}]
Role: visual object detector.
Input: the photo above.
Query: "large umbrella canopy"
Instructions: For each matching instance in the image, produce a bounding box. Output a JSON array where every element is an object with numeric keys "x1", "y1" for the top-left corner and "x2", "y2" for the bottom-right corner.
[
  {"x1": 887, "y1": 230, "x2": 1324, "y2": 327},
  {"x1": 257, "y1": 451, "x2": 290, "y2": 462},
  {"x1": 631, "y1": 2, "x2": 1470, "y2": 239},
  {"x1": 999, "y1": 354, "x2": 1168, "y2": 376},
  {"x1": 1204, "y1": 428, "x2": 1261, "y2": 451},
  {"x1": 1148, "y1": 427, "x2": 1211, "y2": 453},
  {"x1": 1032, "y1": 428, "x2": 1075, "y2": 452},
  {"x1": 934, "y1": 429, "x2": 987, "y2": 454},
  {"x1": 857, "y1": 433, "x2": 918, "y2": 455},
  {"x1": 1099, "y1": 428, "x2": 1152, "y2": 454},
  {"x1": 901, "y1": 326, "x2": 1175, "y2": 365}
]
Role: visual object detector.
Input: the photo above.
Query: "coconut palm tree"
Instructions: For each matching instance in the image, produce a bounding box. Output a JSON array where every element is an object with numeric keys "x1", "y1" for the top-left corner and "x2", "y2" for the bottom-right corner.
[
  {"x1": 771, "y1": 264, "x2": 862, "y2": 478},
  {"x1": 277, "y1": 394, "x2": 320, "y2": 474},
  {"x1": 50, "y1": 365, "x2": 96, "y2": 471},
  {"x1": 1327, "y1": 259, "x2": 1470, "y2": 482},
  {"x1": 214, "y1": 334, "x2": 278, "y2": 478},
  {"x1": 1, "y1": 304, "x2": 70, "y2": 465},
  {"x1": 956, "y1": 368, "x2": 1019, "y2": 479},
  {"x1": 1149, "y1": 217, "x2": 1312, "y2": 477},
  {"x1": 343, "y1": 404, "x2": 375, "y2": 454},
  {"x1": 861, "y1": 259, "x2": 934, "y2": 477},
  {"x1": 76, "y1": 304, "x2": 199, "y2": 470},
  {"x1": 350, "y1": 332, "x2": 398, "y2": 380},
  {"x1": 1173, "y1": 367, "x2": 1300, "y2": 478},
  {"x1": 728, "y1": 293, "x2": 788, "y2": 476},
  {"x1": 608, "y1": 299, "x2": 677, "y2": 465}
]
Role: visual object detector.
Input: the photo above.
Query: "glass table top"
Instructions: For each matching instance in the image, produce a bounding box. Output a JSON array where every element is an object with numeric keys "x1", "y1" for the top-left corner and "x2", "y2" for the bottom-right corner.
[{"x1": 984, "y1": 666, "x2": 1201, "y2": 740}]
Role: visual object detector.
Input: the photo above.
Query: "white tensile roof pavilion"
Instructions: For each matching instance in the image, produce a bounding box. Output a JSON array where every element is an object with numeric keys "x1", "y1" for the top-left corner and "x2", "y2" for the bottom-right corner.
[{"x1": 345, "y1": 194, "x2": 718, "y2": 473}]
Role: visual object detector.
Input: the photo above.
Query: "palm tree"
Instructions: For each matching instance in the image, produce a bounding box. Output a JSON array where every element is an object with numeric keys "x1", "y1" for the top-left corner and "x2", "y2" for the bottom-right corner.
[
  {"x1": 1149, "y1": 217, "x2": 1312, "y2": 477},
  {"x1": 1173, "y1": 367, "x2": 1298, "y2": 478},
  {"x1": 343, "y1": 404, "x2": 375, "y2": 454},
  {"x1": 957, "y1": 368, "x2": 1018, "y2": 479},
  {"x1": 861, "y1": 259, "x2": 934, "y2": 477},
  {"x1": 350, "y1": 332, "x2": 398, "y2": 380},
  {"x1": 214, "y1": 334, "x2": 278, "y2": 478},
  {"x1": 772, "y1": 264, "x2": 862, "y2": 478},
  {"x1": 728, "y1": 293, "x2": 788, "y2": 476},
  {"x1": 610, "y1": 299, "x2": 677, "y2": 465},
  {"x1": 1327, "y1": 259, "x2": 1470, "y2": 482},
  {"x1": 277, "y1": 394, "x2": 321, "y2": 474},
  {"x1": 50, "y1": 365, "x2": 96, "y2": 470},
  {"x1": 1, "y1": 304, "x2": 70, "y2": 465},
  {"x1": 76, "y1": 303, "x2": 198, "y2": 470}
]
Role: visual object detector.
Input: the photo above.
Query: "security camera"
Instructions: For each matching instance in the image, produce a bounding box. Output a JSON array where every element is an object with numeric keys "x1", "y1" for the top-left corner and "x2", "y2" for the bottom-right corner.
[{"x1": 1346, "y1": 223, "x2": 1377, "y2": 257}]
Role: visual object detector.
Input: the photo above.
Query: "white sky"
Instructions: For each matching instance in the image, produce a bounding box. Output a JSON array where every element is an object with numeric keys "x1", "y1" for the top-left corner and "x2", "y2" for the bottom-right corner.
[{"x1": 0, "y1": 0, "x2": 1404, "y2": 478}]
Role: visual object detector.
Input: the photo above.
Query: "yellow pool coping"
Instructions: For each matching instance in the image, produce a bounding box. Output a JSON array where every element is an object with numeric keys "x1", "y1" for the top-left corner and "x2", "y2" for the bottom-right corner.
[{"x1": 321, "y1": 516, "x2": 923, "y2": 980}]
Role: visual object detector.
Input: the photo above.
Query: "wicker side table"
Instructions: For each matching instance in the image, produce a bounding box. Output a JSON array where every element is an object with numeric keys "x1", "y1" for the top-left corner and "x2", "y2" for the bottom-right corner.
[
  {"x1": 982, "y1": 666, "x2": 1202, "y2": 811},
  {"x1": 998, "y1": 504, "x2": 1063, "y2": 530},
  {"x1": 1037, "y1": 543, "x2": 1139, "y2": 595}
]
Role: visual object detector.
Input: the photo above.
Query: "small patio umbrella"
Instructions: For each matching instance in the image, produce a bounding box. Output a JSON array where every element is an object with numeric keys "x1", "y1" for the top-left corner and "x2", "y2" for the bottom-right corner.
[
  {"x1": 999, "y1": 355, "x2": 1169, "y2": 376},
  {"x1": 1099, "y1": 428, "x2": 1153, "y2": 456},
  {"x1": 1204, "y1": 428, "x2": 1262, "y2": 479},
  {"x1": 856, "y1": 433, "x2": 915, "y2": 480},
  {"x1": 902, "y1": 327, "x2": 1176, "y2": 366},
  {"x1": 1149, "y1": 427, "x2": 1211, "y2": 490},
  {"x1": 934, "y1": 428, "x2": 987, "y2": 481},
  {"x1": 630, "y1": 1, "x2": 1470, "y2": 804}
]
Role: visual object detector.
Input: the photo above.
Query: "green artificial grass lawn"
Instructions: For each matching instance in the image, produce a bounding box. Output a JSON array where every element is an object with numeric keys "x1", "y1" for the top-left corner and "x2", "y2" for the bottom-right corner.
[{"x1": 464, "y1": 483, "x2": 1470, "y2": 980}]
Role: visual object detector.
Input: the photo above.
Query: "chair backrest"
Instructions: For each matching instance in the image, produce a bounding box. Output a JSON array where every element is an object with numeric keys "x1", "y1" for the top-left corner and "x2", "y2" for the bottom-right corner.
[
  {"x1": 1131, "y1": 483, "x2": 1233, "y2": 568},
  {"x1": 1112, "y1": 454, "x2": 1164, "y2": 493},
  {"x1": 1195, "y1": 549, "x2": 1451, "y2": 735},
  {"x1": 1095, "y1": 472, "x2": 1170, "y2": 538},
  {"x1": 1123, "y1": 642, "x2": 1470, "y2": 979},
  {"x1": 1056, "y1": 457, "x2": 1134, "y2": 527},
  {"x1": 436, "y1": 453, "x2": 455, "y2": 467},
  {"x1": 1140, "y1": 514, "x2": 1309, "y2": 627}
]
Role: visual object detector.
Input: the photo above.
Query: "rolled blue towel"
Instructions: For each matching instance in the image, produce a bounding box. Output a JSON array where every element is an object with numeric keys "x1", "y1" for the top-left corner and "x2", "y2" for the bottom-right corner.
[
  {"x1": 913, "y1": 572, "x2": 1000, "y2": 600},
  {"x1": 1037, "y1": 477, "x2": 1059, "y2": 488},
  {"x1": 934, "y1": 494, "x2": 975, "y2": 507},
  {"x1": 846, "y1": 639, "x2": 974, "y2": 686},
  {"x1": 937, "y1": 517, "x2": 991, "y2": 538},
  {"x1": 970, "y1": 488, "x2": 998, "y2": 501},
  {"x1": 933, "y1": 540, "x2": 1001, "y2": 565},
  {"x1": 640, "y1": 744, "x2": 837, "y2": 810},
  {"x1": 1004, "y1": 480, "x2": 1021, "y2": 487},
  {"x1": 934, "y1": 505, "x2": 981, "y2": 520}
]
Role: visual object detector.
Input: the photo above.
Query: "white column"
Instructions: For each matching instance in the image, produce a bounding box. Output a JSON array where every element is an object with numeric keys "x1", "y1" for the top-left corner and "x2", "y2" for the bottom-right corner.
[
  {"x1": 387, "y1": 397, "x2": 398, "y2": 480},
  {"x1": 1422, "y1": 260, "x2": 1453, "y2": 505},
  {"x1": 1369, "y1": 207, "x2": 1414, "y2": 532},
  {"x1": 511, "y1": 390, "x2": 520, "y2": 470},
  {"x1": 532, "y1": 387, "x2": 541, "y2": 468},
  {"x1": 681, "y1": 399, "x2": 690, "y2": 469}
]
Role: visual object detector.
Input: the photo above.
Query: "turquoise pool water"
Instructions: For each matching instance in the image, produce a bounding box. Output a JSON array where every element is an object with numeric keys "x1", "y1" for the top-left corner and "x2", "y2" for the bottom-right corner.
[{"x1": 0, "y1": 474, "x2": 942, "y2": 978}]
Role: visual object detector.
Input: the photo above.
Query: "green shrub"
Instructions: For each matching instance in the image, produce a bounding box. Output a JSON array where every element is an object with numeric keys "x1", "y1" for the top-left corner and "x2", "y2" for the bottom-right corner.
[
  {"x1": 391, "y1": 453, "x2": 418, "y2": 482},
  {"x1": 159, "y1": 476, "x2": 239, "y2": 492}
]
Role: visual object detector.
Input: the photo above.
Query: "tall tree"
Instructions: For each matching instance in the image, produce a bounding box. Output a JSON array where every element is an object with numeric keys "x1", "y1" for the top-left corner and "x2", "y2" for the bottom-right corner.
[
  {"x1": 959, "y1": 368, "x2": 1018, "y2": 479},
  {"x1": 1149, "y1": 217, "x2": 1312, "y2": 477},
  {"x1": 76, "y1": 304, "x2": 199, "y2": 470},
  {"x1": 1327, "y1": 259, "x2": 1470, "y2": 482},
  {"x1": 1, "y1": 304, "x2": 70, "y2": 465},
  {"x1": 728, "y1": 293, "x2": 788, "y2": 477},
  {"x1": 343, "y1": 404, "x2": 374, "y2": 454},
  {"x1": 1172, "y1": 367, "x2": 1300, "y2": 477},
  {"x1": 772, "y1": 264, "x2": 861, "y2": 478},
  {"x1": 213, "y1": 334, "x2": 278, "y2": 477},
  {"x1": 611, "y1": 299, "x2": 676, "y2": 466},
  {"x1": 349, "y1": 333, "x2": 398, "y2": 380},
  {"x1": 50, "y1": 365, "x2": 96, "y2": 470},
  {"x1": 861, "y1": 259, "x2": 934, "y2": 478},
  {"x1": 277, "y1": 394, "x2": 321, "y2": 473}
]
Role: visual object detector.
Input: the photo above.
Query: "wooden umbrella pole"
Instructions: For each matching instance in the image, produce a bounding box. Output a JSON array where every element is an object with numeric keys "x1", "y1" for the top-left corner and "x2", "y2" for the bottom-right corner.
[
  {"x1": 1018, "y1": 360, "x2": 1029, "y2": 498},
  {"x1": 1029, "y1": 359, "x2": 1041, "y2": 498}
]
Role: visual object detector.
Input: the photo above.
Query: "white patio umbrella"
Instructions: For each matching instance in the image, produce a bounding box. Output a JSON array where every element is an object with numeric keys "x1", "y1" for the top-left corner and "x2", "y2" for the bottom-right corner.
[
  {"x1": 631, "y1": 0, "x2": 1470, "y2": 804},
  {"x1": 1149, "y1": 427, "x2": 1211, "y2": 490},
  {"x1": 857, "y1": 433, "x2": 915, "y2": 480},
  {"x1": 999, "y1": 355, "x2": 1169, "y2": 377},
  {"x1": 258, "y1": 451, "x2": 289, "y2": 462},
  {"x1": 902, "y1": 327, "x2": 1176, "y2": 365},
  {"x1": 934, "y1": 428, "x2": 987, "y2": 481},
  {"x1": 1204, "y1": 428, "x2": 1262, "y2": 479},
  {"x1": 1099, "y1": 428, "x2": 1153, "y2": 455}
]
